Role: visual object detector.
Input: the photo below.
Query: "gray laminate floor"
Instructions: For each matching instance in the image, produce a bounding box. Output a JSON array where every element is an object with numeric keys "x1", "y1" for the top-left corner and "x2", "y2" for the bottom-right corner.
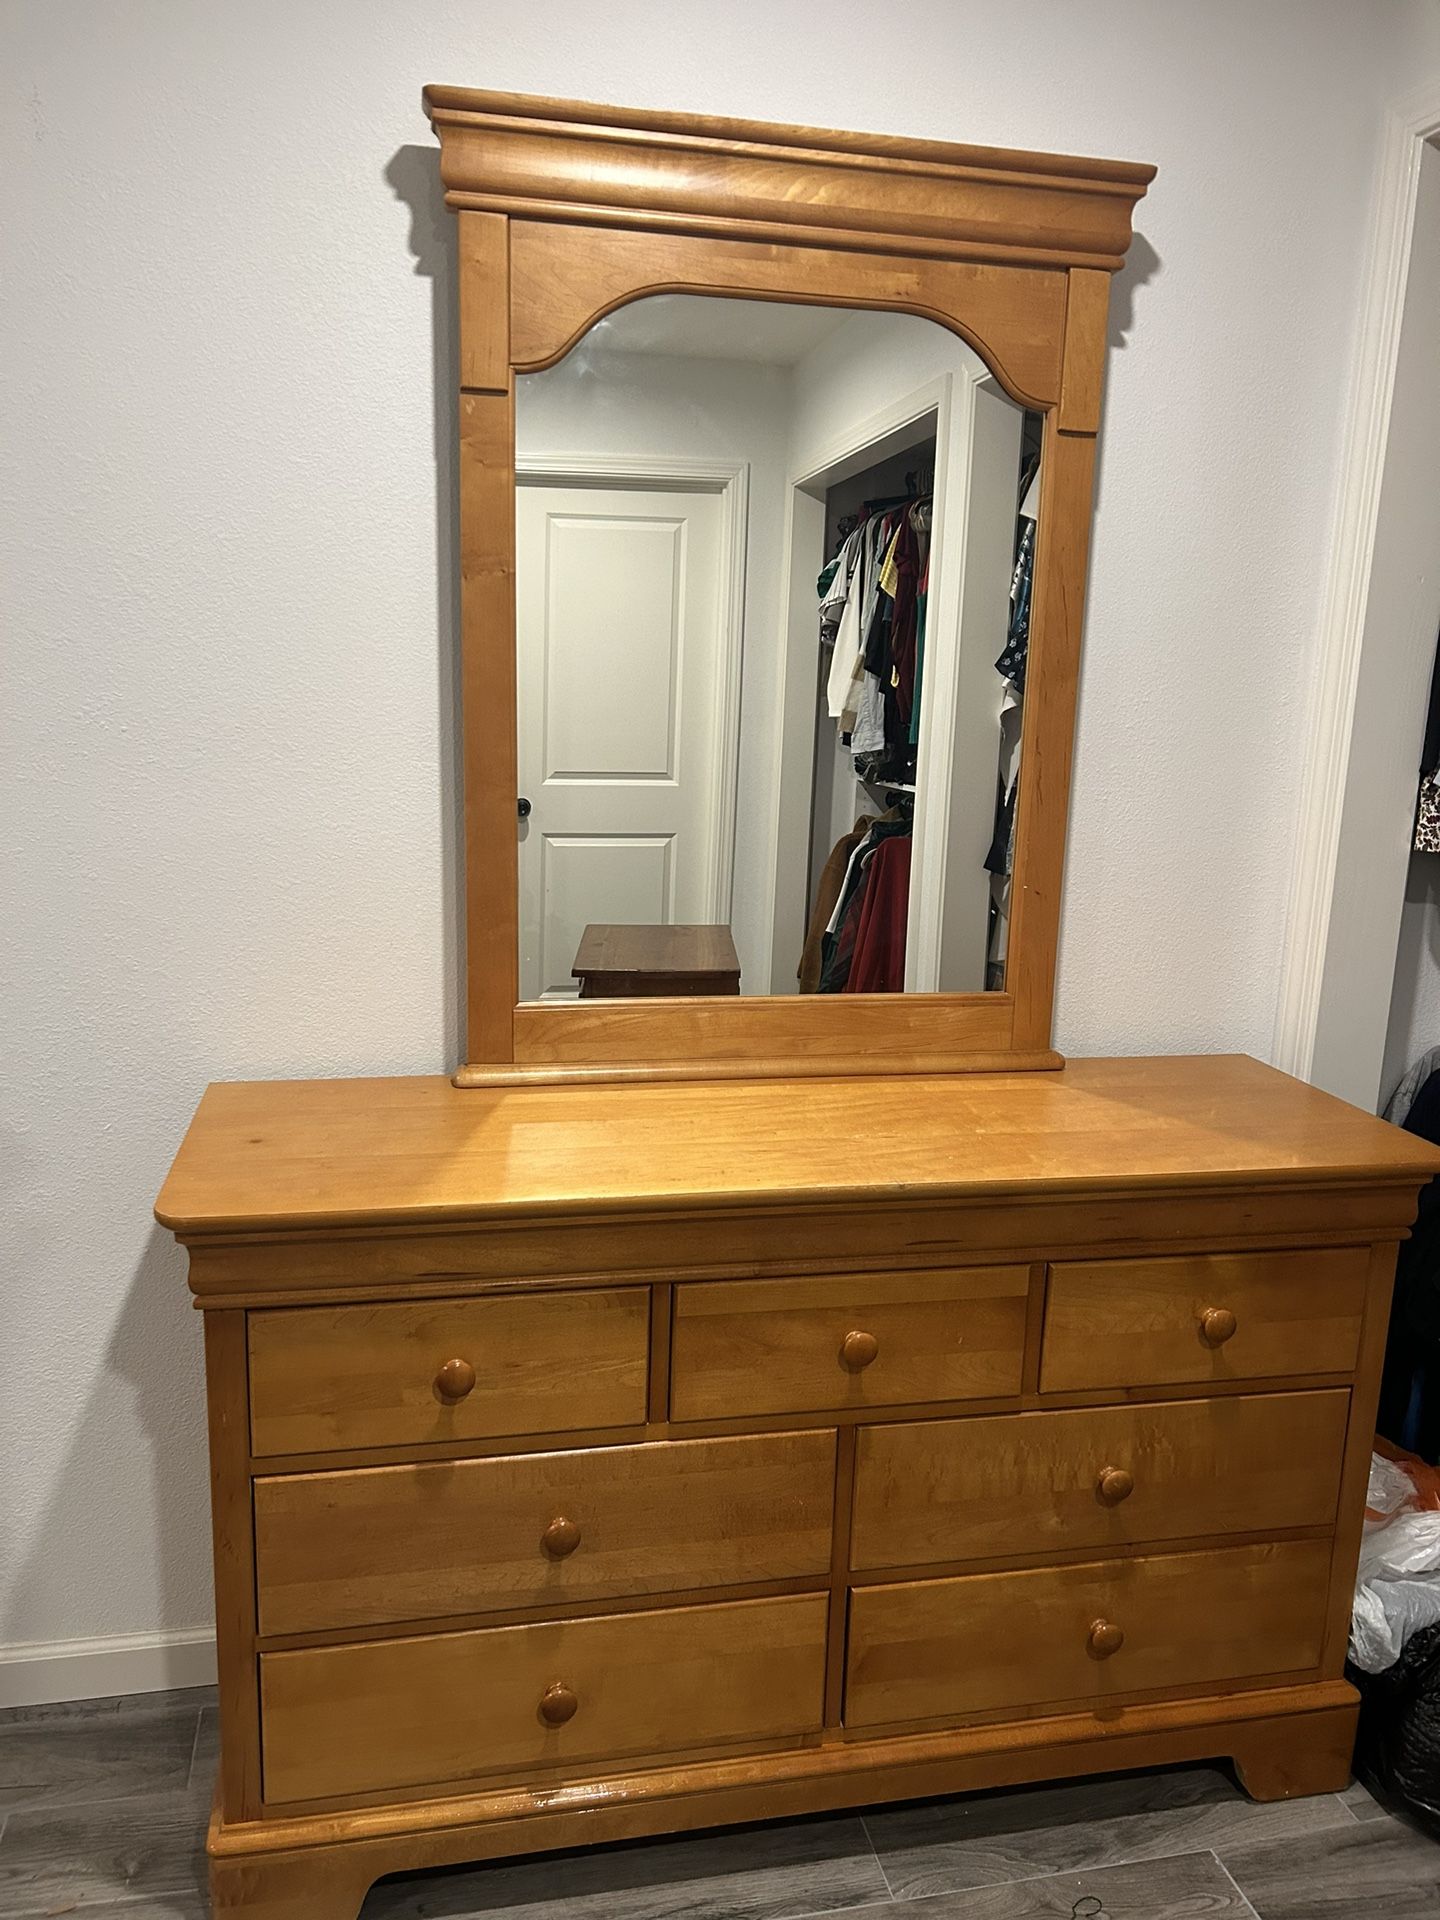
[{"x1": 1, "y1": 1687, "x2": 1436, "y2": 1918}]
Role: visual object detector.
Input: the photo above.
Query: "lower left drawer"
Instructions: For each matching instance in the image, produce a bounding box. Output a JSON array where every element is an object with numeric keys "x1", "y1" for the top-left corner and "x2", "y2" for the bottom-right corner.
[{"x1": 259, "y1": 1592, "x2": 829, "y2": 1803}]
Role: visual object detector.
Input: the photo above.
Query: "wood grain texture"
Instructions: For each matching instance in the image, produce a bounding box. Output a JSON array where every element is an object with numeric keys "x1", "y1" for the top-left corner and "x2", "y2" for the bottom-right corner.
[
  {"x1": 415, "y1": 90, "x2": 1155, "y2": 1079},
  {"x1": 457, "y1": 382, "x2": 518, "y2": 1062},
  {"x1": 206, "y1": 1681, "x2": 1360, "y2": 1877},
  {"x1": 247, "y1": 1289, "x2": 648, "y2": 1455},
  {"x1": 1040, "y1": 1249, "x2": 1369, "y2": 1393},
  {"x1": 456, "y1": 211, "x2": 508, "y2": 392},
  {"x1": 259, "y1": 1593, "x2": 828, "y2": 1803},
  {"x1": 1005, "y1": 424, "x2": 1097, "y2": 1054},
  {"x1": 850, "y1": 1391, "x2": 1349, "y2": 1571},
  {"x1": 1057, "y1": 266, "x2": 1111, "y2": 433},
  {"x1": 845, "y1": 1538, "x2": 1333, "y2": 1729},
  {"x1": 203, "y1": 1312, "x2": 263, "y2": 1822},
  {"x1": 1321, "y1": 1240, "x2": 1401, "y2": 1674},
  {"x1": 573, "y1": 923, "x2": 741, "y2": 998},
  {"x1": 671, "y1": 1268, "x2": 1029, "y2": 1421},
  {"x1": 513, "y1": 989, "x2": 1013, "y2": 1067},
  {"x1": 156, "y1": 1055, "x2": 1440, "y2": 1238},
  {"x1": 423, "y1": 88, "x2": 1154, "y2": 272},
  {"x1": 253, "y1": 1429, "x2": 834, "y2": 1634},
  {"x1": 506, "y1": 219, "x2": 1068, "y2": 404}
]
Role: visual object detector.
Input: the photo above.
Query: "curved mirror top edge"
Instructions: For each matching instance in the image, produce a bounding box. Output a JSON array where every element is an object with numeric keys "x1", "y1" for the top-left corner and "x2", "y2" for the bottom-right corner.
[{"x1": 513, "y1": 293, "x2": 1041, "y2": 1005}]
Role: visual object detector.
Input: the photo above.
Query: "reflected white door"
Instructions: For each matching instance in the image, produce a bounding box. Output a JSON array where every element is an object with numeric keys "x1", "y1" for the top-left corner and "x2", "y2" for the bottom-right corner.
[{"x1": 516, "y1": 482, "x2": 731, "y2": 1000}]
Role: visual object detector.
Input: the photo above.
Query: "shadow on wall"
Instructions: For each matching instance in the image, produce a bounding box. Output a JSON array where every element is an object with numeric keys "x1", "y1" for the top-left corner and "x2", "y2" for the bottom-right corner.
[
  {"x1": 7, "y1": 1226, "x2": 212, "y2": 1674},
  {"x1": 386, "y1": 144, "x2": 465, "y2": 1065}
]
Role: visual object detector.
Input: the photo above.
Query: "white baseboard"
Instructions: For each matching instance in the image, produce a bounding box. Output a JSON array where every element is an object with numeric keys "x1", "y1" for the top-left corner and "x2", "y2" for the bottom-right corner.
[{"x1": 0, "y1": 1628, "x2": 217, "y2": 1708}]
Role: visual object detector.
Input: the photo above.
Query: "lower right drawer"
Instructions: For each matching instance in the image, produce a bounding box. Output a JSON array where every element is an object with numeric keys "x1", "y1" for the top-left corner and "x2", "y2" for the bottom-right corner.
[{"x1": 845, "y1": 1537, "x2": 1332, "y2": 1729}]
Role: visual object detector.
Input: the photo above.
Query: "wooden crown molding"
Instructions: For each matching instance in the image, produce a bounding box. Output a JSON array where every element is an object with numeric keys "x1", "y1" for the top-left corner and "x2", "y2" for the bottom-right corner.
[{"x1": 422, "y1": 87, "x2": 1155, "y2": 273}]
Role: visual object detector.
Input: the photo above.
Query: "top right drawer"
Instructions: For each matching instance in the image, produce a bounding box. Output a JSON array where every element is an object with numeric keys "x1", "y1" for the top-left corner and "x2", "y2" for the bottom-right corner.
[{"x1": 1039, "y1": 1248, "x2": 1369, "y2": 1393}]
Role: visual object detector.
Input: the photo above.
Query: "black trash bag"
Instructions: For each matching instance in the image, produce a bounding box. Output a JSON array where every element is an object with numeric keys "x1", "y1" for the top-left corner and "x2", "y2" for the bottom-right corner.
[{"x1": 1351, "y1": 1621, "x2": 1440, "y2": 1833}]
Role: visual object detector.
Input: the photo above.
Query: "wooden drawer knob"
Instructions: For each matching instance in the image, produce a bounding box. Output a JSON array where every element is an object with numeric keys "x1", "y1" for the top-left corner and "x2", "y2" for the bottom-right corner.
[
  {"x1": 1096, "y1": 1466, "x2": 1135, "y2": 1507},
  {"x1": 1199, "y1": 1307, "x2": 1238, "y2": 1348},
  {"x1": 541, "y1": 1515, "x2": 582, "y2": 1558},
  {"x1": 434, "y1": 1357, "x2": 477, "y2": 1400},
  {"x1": 841, "y1": 1329, "x2": 880, "y2": 1371},
  {"x1": 1088, "y1": 1618, "x2": 1125, "y2": 1659},
  {"x1": 539, "y1": 1682, "x2": 578, "y2": 1727}
]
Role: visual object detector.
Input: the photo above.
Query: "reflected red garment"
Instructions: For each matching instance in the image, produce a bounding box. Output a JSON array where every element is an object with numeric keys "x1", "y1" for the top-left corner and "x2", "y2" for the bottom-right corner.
[{"x1": 842, "y1": 835, "x2": 911, "y2": 994}]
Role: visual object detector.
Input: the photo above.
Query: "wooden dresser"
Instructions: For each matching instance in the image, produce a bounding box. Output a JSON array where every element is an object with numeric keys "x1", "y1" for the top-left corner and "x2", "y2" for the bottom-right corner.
[{"x1": 156, "y1": 1053, "x2": 1440, "y2": 1919}]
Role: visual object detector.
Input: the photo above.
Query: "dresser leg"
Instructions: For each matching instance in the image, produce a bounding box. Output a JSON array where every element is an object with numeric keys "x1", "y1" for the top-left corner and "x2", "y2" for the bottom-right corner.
[
  {"x1": 1231, "y1": 1707, "x2": 1357, "y2": 1802},
  {"x1": 210, "y1": 1848, "x2": 372, "y2": 1920}
]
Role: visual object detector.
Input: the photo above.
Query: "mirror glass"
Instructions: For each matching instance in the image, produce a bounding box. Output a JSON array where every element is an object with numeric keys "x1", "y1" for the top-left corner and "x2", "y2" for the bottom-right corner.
[{"x1": 514, "y1": 295, "x2": 1040, "y2": 1003}]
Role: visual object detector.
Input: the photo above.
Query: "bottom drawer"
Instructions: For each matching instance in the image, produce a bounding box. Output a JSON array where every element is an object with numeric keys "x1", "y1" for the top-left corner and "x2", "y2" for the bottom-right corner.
[
  {"x1": 845, "y1": 1538, "x2": 1332, "y2": 1730},
  {"x1": 261, "y1": 1592, "x2": 828, "y2": 1803}
]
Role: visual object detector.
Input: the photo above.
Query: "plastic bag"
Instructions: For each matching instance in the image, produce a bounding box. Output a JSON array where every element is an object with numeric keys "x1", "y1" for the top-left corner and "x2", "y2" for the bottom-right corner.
[{"x1": 1350, "y1": 1452, "x2": 1440, "y2": 1673}]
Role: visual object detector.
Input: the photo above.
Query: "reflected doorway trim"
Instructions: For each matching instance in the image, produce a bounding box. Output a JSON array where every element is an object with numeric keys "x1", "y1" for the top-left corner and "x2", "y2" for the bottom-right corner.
[
  {"x1": 515, "y1": 454, "x2": 750, "y2": 958},
  {"x1": 1273, "y1": 82, "x2": 1440, "y2": 1106},
  {"x1": 765, "y1": 376, "x2": 953, "y2": 996}
]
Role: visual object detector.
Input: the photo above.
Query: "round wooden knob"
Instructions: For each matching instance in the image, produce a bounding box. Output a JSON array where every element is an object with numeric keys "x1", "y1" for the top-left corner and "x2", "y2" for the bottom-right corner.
[
  {"x1": 1096, "y1": 1466, "x2": 1135, "y2": 1507},
  {"x1": 1088, "y1": 1618, "x2": 1125, "y2": 1658},
  {"x1": 538, "y1": 1682, "x2": 578, "y2": 1727},
  {"x1": 434, "y1": 1357, "x2": 477, "y2": 1400},
  {"x1": 841, "y1": 1330, "x2": 880, "y2": 1371},
  {"x1": 1199, "y1": 1307, "x2": 1238, "y2": 1348},
  {"x1": 541, "y1": 1516, "x2": 582, "y2": 1559}
]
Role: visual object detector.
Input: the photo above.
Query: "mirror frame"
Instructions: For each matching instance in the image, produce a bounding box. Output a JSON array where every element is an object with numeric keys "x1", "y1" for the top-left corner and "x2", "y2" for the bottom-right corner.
[{"x1": 423, "y1": 86, "x2": 1154, "y2": 1086}]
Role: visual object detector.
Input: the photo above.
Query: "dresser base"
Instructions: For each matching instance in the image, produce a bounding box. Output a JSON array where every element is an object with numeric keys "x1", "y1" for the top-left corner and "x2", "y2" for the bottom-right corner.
[{"x1": 207, "y1": 1679, "x2": 1360, "y2": 1920}]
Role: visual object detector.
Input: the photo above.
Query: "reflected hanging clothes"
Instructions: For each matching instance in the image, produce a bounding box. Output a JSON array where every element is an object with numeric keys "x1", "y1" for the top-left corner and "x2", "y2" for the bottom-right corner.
[{"x1": 842, "y1": 834, "x2": 912, "y2": 993}]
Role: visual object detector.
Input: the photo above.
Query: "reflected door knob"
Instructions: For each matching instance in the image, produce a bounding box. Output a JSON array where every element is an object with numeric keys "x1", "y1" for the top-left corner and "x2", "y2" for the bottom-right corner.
[
  {"x1": 1088, "y1": 1618, "x2": 1125, "y2": 1658},
  {"x1": 1199, "y1": 1307, "x2": 1238, "y2": 1348},
  {"x1": 539, "y1": 1682, "x2": 578, "y2": 1726},
  {"x1": 542, "y1": 1516, "x2": 582, "y2": 1558},
  {"x1": 435, "y1": 1357, "x2": 476, "y2": 1400},
  {"x1": 841, "y1": 1330, "x2": 880, "y2": 1371},
  {"x1": 1096, "y1": 1466, "x2": 1135, "y2": 1507}
]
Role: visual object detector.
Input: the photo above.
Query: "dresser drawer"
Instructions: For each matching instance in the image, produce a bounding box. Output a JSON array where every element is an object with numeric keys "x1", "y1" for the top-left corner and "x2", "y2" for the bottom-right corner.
[
  {"x1": 670, "y1": 1268, "x2": 1028, "y2": 1421},
  {"x1": 248, "y1": 1289, "x2": 649, "y2": 1457},
  {"x1": 1039, "y1": 1249, "x2": 1368, "y2": 1394},
  {"x1": 255, "y1": 1429, "x2": 836, "y2": 1634},
  {"x1": 850, "y1": 1389, "x2": 1348, "y2": 1571},
  {"x1": 260, "y1": 1592, "x2": 828, "y2": 1803},
  {"x1": 846, "y1": 1537, "x2": 1331, "y2": 1729}
]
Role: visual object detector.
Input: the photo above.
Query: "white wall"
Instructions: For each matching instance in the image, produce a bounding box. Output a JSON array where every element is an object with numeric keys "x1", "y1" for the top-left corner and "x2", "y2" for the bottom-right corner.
[
  {"x1": 6, "y1": 0, "x2": 1440, "y2": 1686},
  {"x1": 516, "y1": 340, "x2": 791, "y2": 994},
  {"x1": 1313, "y1": 138, "x2": 1440, "y2": 1109}
]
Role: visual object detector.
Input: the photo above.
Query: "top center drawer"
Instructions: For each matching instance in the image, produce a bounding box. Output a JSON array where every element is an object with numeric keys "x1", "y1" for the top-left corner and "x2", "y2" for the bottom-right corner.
[{"x1": 670, "y1": 1268, "x2": 1028, "y2": 1421}]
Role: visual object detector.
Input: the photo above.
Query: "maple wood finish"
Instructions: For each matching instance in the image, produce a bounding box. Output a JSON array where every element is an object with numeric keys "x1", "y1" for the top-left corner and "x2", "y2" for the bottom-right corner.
[
  {"x1": 253, "y1": 1429, "x2": 836, "y2": 1634},
  {"x1": 670, "y1": 1268, "x2": 1030, "y2": 1420},
  {"x1": 260, "y1": 1592, "x2": 830, "y2": 1802},
  {"x1": 247, "y1": 1288, "x2": 649, "y2": 1455},
  {"x1": 413, "y1": 87, "x2": 1155, "y2": 1084},
  {"x1": 154, "y1": 86, "x2": 1440, "y2": 1920},
  {"x1": 572, "y1": 923, "x2": 742, "y2": 998},
  {"x1": 157, "y1": 1052, "x2": 1440, "y2": 1919},
  {"x1": 846, "y1": 1539, "x2": 1335, "y2": 1728}
]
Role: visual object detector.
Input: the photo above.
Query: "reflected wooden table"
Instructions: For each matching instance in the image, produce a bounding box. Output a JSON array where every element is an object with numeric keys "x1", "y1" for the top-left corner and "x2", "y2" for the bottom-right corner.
[{"x1": 571, "y1": 924, "x2": 741, "y2": 998}]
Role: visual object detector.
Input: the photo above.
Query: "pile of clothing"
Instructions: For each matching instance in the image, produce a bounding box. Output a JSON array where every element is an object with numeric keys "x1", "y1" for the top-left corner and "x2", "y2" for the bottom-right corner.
[{"x1": 798, "y1": 809, "x2": 911, "y2": 995}]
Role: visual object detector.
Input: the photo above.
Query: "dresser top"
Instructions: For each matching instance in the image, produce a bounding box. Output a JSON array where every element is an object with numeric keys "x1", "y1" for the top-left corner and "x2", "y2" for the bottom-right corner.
[{"x1": 154, "y1": 1054, "x2": 1440, "y2": 1237}]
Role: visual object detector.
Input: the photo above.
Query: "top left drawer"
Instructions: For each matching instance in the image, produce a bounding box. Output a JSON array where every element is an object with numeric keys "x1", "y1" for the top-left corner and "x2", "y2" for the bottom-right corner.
[{"x1": 248, "y1": 1289, "x2": 650, "y2": 1457}]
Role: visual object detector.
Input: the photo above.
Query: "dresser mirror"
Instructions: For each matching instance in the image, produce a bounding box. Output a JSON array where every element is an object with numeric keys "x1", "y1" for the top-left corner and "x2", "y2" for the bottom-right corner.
[
  {"x1": 423, "y1": 86, "x2": 1154, "y2": 1082},
  {"x1": 515, "y1": 293, "x2": 1039, "y2": 1005}
]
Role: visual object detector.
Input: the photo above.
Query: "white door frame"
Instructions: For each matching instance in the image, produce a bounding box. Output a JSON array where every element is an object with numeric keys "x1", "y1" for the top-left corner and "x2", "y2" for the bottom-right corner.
[
  {"x1": 764, "y1": 379, "x2": 950, "y2": 994},
  {"x1": 515, "y1": 453, "x2": 749, "y2": 924},
  {"x1": 1274, "y1": 82, "x2": 1440, "y2": 1105}
]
